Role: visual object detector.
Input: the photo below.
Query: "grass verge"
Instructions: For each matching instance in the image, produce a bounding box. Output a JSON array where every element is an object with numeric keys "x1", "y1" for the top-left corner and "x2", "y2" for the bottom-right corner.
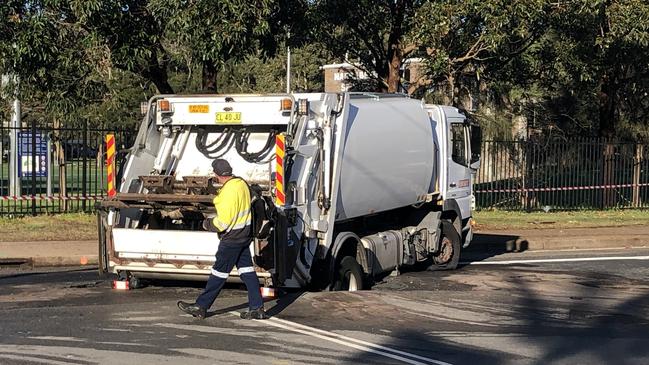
[
  {"x1": 1, "y1": 210, "x2": 648, "y2": 242},
  {"x1": 474, "y1": 209, "x2": 649, "y2": 231},
  {"x1": 0, "y1": 213, "x2": 97, "y2": 242}
]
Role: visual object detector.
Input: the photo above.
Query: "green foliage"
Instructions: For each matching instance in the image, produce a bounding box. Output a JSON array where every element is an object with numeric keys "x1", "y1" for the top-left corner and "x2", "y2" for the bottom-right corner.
[
  {"x1": 218, "y1": 43, "x2": 329, "y2": 93},
  {"x1": 149, "y1": 0, "x2": 277, "y2": 91},
  {"x1": 0, "y1": 1, "x2": 113, "y2": 125},
  {"x1": 151, "y1": 0, "x2": 272, "y2": 65},
  {"x1": 410, "y1": 0, "x2": 548, "y2": 100},
  {"x1": 508, "y1": 0, "x2": 649, "y2": 140},
  {"x1": 0, "y1": 0, "x2": 647, "y2": 141},
  {"x1": 312, "y1": 0, "x2": 424, "y2": 92}
]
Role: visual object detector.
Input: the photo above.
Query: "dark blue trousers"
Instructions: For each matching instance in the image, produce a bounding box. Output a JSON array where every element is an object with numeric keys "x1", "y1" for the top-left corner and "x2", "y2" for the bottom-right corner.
[{"x1": 196, "y1": 242, "x2": 263, "y2": 310}]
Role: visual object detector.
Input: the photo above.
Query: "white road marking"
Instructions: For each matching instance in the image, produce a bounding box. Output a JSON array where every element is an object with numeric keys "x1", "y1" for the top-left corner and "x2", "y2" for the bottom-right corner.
[
  {"x1": 0, "y1": 353, "x2": 75, "y2": 365},
  {"x1": 461, "y1": 255, "x2": 649, "y2": 266},
  {"x1": 229, "y1": 312, "x2": 452, "y2": 365},
  {"x1": 528, "y1": 246, "x2": 649, "y2": 253},
  {"x1": 27, "y1": 336, "x2": 86, "y2": 342}
]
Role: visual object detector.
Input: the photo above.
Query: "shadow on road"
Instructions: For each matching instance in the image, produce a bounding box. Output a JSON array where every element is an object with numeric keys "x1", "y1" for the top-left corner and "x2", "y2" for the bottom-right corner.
[
  {"x1": 202, "y1": 291, "x2": 305, "y2": 318},
  {"x1": 348, "y1": 268, "x2": 649, "y2": 364},
  {"x1": 344, "y1": 328, "x2": 503, "y2": 364},
  {"x1": 266, "y1": 290, "x2": 304, "y2": 317},
  {"x1": 205, "y1": 302, "x2": 249, "y2": 317},
  {"x1": 510, "y1": 274, "x2": 649, "y2": 365},
  {"x1": 460, "y1": 232, "x2": 528, "y2": 264},
  {"x1": 0, "y1": 266, "x2": 96, "y2": 282}
]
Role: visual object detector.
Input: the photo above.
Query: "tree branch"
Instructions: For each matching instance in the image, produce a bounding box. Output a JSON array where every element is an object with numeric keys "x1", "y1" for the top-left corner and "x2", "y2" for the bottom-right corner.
[
  {"x1": 407, "y1": 76, "x2": 433, "y2": 95},
  {"x1": 401, "y1": 43, "x2": 419, "y2": 57},
  {"x1": 450, "y1": 33, "x2": 488, "y2": 64}
]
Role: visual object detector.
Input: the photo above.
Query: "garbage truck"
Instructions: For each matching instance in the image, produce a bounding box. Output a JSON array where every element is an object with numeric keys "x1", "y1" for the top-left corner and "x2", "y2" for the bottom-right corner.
[{"x1": 97, "y1": 92, "x2": 481, "y2": 290}]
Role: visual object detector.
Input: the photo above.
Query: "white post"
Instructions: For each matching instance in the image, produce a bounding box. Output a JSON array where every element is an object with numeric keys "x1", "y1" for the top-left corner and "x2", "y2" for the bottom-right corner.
[{"x1": 9, "y1": 99, "x2": 21, "y2": 196}]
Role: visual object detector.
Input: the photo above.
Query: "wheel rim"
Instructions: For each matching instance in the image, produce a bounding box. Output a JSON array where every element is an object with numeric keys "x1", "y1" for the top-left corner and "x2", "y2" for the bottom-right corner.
[
  {"x1": 347, "y1": 272, "x2": 358, "y2": 291},
  {"x1": 341, "y1": 270, "x2": 359, "y2": 291},
  {"x1": 435, "y1": 236, "x2": 454, "y2": 264}
]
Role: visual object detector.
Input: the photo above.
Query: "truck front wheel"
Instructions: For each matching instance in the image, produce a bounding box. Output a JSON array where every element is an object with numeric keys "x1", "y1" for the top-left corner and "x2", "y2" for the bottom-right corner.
[
  {"x1": 332, "y1": 256, "x2": 364, "y2": 291},
  {"x1": 429, "y1": 220, "x2": 461, "y2": 271}
]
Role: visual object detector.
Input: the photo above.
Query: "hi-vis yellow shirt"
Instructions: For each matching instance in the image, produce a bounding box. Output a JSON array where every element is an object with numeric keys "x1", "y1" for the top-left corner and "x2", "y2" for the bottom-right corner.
[{"x1": 211, "y1": 177, "x2": 252, "y2": 243}]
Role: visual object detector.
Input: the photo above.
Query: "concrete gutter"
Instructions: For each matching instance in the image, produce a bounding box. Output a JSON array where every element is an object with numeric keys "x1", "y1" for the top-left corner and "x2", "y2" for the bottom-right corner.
[
  {"x1": 0, "y1": 240, "x2": 97, "y2": 268},
  {"x1": 468, "y1": 226, "x2": 649, "y2": 253}
]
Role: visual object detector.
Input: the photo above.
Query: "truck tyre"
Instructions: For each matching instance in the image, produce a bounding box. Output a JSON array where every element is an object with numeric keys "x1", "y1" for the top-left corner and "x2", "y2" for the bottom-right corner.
[
  {"x1": 120, "y1": 271, "x2": 146, "y2": 289},
  {"x1": 332, "y1": 256, "x2": 364, "y2": 291},
  {"x1": 128, "y1": 275, "x2": 146, "y2": 289},
  {"x1": 429, "y1": 220, "x2": 461, "y2": 271}
]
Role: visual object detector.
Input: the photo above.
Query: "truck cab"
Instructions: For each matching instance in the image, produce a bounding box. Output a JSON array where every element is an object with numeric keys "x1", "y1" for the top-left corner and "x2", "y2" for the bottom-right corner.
[{"x1": 427, "y1": 105, "x2": 481, "y2": 248}]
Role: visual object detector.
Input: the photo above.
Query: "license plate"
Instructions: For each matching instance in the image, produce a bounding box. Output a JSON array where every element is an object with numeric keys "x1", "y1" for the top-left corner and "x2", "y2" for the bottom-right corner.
[
  {"x1": 215, "y1": 112, "x2": 242, "y2": 124},
  {"x1": 189, "y1": 104, "x2": 209, "y2": 113}
]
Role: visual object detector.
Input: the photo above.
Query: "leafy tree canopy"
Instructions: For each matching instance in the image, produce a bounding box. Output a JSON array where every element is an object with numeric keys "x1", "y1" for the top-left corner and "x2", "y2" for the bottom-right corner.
[{"x1": 1, "y1": 0, "x2": 648, "y2": 140}]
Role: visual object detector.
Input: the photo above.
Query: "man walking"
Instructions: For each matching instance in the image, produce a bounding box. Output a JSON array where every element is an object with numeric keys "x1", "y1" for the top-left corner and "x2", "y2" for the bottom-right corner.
[{"x1": 178, "y1": 158, "x2": 268, "y2": 320}]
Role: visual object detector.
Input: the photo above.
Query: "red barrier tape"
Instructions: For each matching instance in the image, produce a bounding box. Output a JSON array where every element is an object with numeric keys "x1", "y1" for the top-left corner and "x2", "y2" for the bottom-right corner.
[
  {"x1": 0, "y1": 195, "x2": 106, "y2": 201},
  {"x1": 476, "y1": 182, "x2": 649, "y2": 194}
]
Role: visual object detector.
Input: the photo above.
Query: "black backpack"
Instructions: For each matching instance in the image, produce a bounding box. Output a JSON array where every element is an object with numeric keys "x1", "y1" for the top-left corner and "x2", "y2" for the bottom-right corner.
[{"x1": 249, "y1": 184, "x2": 273, "y2": 239}]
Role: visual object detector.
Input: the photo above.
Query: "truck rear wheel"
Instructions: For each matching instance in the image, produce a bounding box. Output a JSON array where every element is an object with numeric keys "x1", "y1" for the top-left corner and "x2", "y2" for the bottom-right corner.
[
  {"x1": 118, "y1": 270, "x2": 147, "y2": 289},
  {"x1": 429, "y1": 220, "x2": 461, "y2": 271},
  {"x1": 332, "y1": 256, "x2": 364, "y2": 291}
]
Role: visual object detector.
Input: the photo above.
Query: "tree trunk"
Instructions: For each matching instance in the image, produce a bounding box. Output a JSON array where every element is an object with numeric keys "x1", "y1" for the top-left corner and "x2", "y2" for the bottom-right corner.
[
  {"x1": 387, "y1": 49, "x2": 402, "y2": 93},
  {"x1": 445, "y1": 74, "x2": 455, "y2": 106},
  {"x1": 53, "y1": 118, "x2": 68, "y2": 212},
  {"x1": 202, "y1": 61, "x2": 218, "y2": 93},
  {"x1": 386, "y1": 1, "x2": 405, "y2": 93},
  {"x1": 597, "y1": 0, "x2": 615, "y2": 138},
  {"x1": 145, "y1": 51, "x2": 174, "y2": 94},
  {"x1": 151, "y1": 75, "x2": 174, "y2": 95},
  {"x1": 598, "y1": 73, "x2": 616, "y2": 138},
  {"x1": 116, "y1": 53, "x2": 174, "y2": 94}
]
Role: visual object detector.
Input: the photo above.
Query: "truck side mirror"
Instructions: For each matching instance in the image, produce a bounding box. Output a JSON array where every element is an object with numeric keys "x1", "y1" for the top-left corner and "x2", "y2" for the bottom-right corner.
[
  {"x1": 470, "y1": 159, "x2": 481, "y2": 172},
  {"x1": 469, "y1": 124, "x2": 482, "y2": 171}
]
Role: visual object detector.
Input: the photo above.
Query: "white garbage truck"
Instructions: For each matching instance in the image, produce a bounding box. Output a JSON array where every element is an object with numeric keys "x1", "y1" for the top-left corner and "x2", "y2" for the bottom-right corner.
[{"x1": 97, "y1": 92, "x2": 481, "y2": 290}]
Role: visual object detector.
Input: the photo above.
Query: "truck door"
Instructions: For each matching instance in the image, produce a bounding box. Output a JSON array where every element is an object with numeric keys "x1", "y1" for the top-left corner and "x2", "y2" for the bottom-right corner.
[{"x1": 446, "y1": 120, "x2": 471, "y2": 200}]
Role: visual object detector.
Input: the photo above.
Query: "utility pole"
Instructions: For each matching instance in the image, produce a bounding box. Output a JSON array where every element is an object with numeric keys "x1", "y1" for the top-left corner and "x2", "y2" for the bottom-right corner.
[{"x1": 286, "y1": 31, "x2": 291, "y2": 94}]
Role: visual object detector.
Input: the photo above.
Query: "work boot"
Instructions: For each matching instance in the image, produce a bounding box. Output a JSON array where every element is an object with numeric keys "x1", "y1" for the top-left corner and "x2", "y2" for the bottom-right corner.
[
  {"x1": 240, "y1": 307, "x2": 270, "y2": 320},
  {"x1": 177, "y1": 301, "x2": 207, "y2": 319}
]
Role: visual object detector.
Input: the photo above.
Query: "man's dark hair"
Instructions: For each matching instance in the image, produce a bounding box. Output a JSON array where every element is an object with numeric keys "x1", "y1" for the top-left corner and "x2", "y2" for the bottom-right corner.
[{"x1": 212, "y1": 159, "x2": 233, "y2": 176}]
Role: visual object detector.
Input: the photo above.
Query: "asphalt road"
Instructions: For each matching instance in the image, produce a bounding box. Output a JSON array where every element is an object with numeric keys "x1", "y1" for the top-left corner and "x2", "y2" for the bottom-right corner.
[{"x1": 1, "y1": 248, "x2": 649, "y2": 365}]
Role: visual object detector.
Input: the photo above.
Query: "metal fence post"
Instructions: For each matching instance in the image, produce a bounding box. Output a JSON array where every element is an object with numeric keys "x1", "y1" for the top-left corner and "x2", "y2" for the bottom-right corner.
[
  {"x1": 523, "y1": 140, "x2": 532, "y2": 212},
  {"x1": 55, "y1": 118, "x2": 68, "y2": 212},
  {"x1": 82, "y1": 120, "x2": 88, "y2": 211},
  {"x1": 602, "y1": 142, "x2": 615, "y2": 209},
  {"x1": 46, "y1": 134, "x2": 52, "y2": 197},
  {"x1": 31, "y1": 119, "x2": 37, "y2": 216},
  {"x1": 633, "y1": 144, "x2": 644, "y2": 207}
]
